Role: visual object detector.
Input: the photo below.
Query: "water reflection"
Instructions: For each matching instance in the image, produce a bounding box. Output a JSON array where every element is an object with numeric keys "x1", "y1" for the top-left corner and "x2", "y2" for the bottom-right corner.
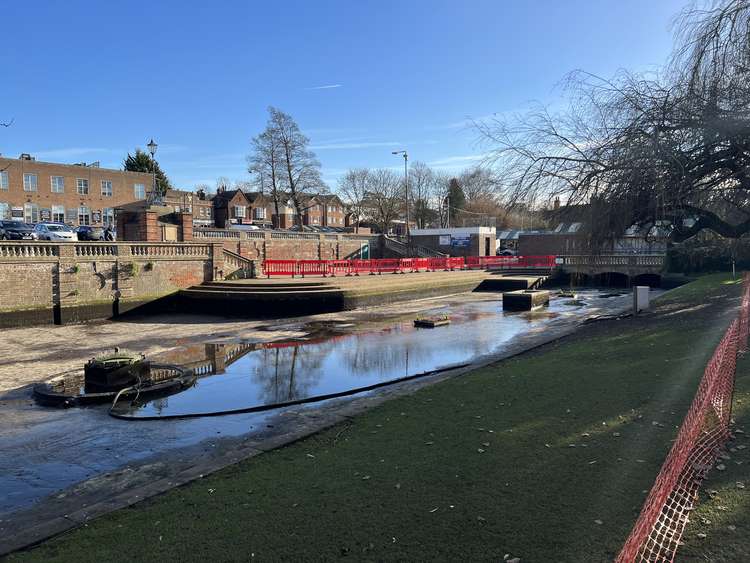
[{"x1": 123, "y1": 295, "x2": 608, "y2": 419}]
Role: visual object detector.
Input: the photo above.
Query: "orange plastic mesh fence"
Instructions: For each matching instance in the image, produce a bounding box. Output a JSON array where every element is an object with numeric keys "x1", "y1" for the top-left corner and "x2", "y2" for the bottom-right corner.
[{"x1": 616, "y1": 274, "x2": 749, "y2": 562}]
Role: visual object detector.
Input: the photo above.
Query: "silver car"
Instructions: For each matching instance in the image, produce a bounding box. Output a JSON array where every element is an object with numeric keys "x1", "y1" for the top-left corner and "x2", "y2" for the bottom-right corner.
[{"x1": 34, "y1": 223, "x2": 77, "y2": 241}]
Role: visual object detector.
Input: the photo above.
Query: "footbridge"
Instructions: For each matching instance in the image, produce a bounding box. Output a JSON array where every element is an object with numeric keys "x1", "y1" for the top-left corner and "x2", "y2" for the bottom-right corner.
[{"x1": 558, "y1": 254, "x2": 665, "y2": 285}]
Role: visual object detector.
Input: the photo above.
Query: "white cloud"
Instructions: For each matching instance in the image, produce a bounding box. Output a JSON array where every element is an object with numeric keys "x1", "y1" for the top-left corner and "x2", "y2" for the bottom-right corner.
[
  {"x1": 305, "y1": 84, "x2": 342, "y2": 90},
  {"x1": 311, "y1": 141, "x2": 401, "y2": 150},
  {"x1": 427, "y1": 154, "x2": 486, "y2": 168}
]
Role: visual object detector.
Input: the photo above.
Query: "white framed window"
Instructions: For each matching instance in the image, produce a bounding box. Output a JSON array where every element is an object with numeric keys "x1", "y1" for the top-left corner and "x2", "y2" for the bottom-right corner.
[
  {"x1": 234, "y1": 205, "x2": 246, "y2": 218},
  {"x1": 253, "y1": 207, "x2": 266, "y2": 219},
  {"x1": 24, "y1": 202, "x2": 39, "y2": 223},
  {"x1": 51, "y1": 205, "x2": 65, "y2": 223},
  {"x1": 134, "y1": 183, "x2": 146, "y2": 199},
  {"x1": 101, "y1": 180, "x2": 113, "y2": 197},
  {"x1": 50, "y1": 176, "x2": 65, "y2": 193},
  {"x1": 102, "y1": 207, "x2": 114, "y2": 226},
  {"x1": 0, "y1": 202, "x2": 9, "y2": 219},
  {"x1": 78, "y1": 206, "x2": 91, "y2": 225},
  {"x1": 23, "y1": 173, "x2": 38, "y2": 192},
  {"x1": 76, "y1": 178, "x2": 89, "y2": 195},
  {"x1": 0, "y1": 171, "x2": 8, "y2": 190}
]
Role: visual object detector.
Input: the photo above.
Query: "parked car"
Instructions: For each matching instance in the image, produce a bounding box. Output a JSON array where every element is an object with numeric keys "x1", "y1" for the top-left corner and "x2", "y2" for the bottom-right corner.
[
  {"x1": 75, "y1": 225, "x2": 105, "y2": 241},
  {"x1": 0, "y1": 220, "x2": 37, "y2": 240},
  {"x1": 34, "y1": 223, "x2": 77, "y2": 241}
]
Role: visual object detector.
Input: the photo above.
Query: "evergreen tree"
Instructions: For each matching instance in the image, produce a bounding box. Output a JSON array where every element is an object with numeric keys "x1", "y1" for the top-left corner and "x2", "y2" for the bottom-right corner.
[
  {"x1": 123, "y1": 149, "x2": 171, "y2": 196},
  {"x1": 447, "y1": 178, "x2": 465, "y2": 226}
]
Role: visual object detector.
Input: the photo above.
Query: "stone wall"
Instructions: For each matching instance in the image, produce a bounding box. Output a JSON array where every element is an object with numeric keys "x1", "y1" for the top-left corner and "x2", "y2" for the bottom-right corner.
[
  {"x1": 194, "y1": 229, "x2": 379, "y2": 261},
  {"x1": 0, "y1": 242, "x2": 221, "y2": 327}
]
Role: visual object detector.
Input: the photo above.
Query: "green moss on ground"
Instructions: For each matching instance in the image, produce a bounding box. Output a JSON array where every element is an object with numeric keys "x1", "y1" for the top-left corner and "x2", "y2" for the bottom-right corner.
[{"x1": 8, "y1": 274, "x2": 745, "y2": 562}]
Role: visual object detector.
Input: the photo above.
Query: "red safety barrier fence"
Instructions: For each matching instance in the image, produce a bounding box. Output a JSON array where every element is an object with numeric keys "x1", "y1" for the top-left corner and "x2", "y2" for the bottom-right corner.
[
  {"x1": 374, "y1": 258, "x2": 402, "y2": 274},
  {"x1": 740, "y1": 272, "x2": 749, "y2": 354},
  {"x1": 328, "y1": 260, "x2": 352, "y2": 276},
  {"x1": 351, "y1": 259, "x2": 376, "y2": 275},
  {"x1": 263, "y1": 260, "x2": 298, "y2": 277},
  {"x1": 263, "y1": 255, "x2": 556, "y2": 277},
  {"x1": 616, "y1": 273, "x2": 750, "y2": 562},
  {"x1": 298, "y1": 260, "x2": 329, "y2": 277}
]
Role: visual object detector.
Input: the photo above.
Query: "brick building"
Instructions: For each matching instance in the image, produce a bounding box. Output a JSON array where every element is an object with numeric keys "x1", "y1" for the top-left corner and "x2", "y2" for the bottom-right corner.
[
  {"x1": 301, "y1": 194, "x2": 346, "y2": 228},
  {"x1": 212, "y1": 187, "x2": 276, "y2": 229},
  {"x1": 0, "y1": 154, "x2": 151, "y2": 226},
  {"x1": 162, "y1": 187, "x2": 215, "y2": 228}
]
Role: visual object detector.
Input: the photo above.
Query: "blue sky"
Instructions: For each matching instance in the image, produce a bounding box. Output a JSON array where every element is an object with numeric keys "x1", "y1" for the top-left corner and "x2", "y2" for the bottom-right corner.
[{"x1": 1, "y1": 0, "x2": 687, "y2": 190}]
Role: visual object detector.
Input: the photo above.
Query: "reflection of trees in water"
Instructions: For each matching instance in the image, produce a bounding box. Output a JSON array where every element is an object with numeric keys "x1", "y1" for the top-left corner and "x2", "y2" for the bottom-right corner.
[
  {"x1": 246, "y1": 319, "x2": 511, "y2": 403},
  {"x1": 248, "y1": 343, "x2": 329, "y2": 403},
  {"x1": 337, "y1": 326, "x2": 497, "y2": 377}
]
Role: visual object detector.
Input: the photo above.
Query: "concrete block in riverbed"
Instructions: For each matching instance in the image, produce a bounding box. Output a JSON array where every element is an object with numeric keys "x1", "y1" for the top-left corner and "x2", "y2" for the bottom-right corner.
[{"x1": 502, "y1": 289, "x2": 550, "y2": 311}]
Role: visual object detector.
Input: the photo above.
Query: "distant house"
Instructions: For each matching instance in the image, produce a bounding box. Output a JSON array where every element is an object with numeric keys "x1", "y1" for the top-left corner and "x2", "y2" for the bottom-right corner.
[{"x1": 161, "y1": 188, "x2": 215, "y2": 228}]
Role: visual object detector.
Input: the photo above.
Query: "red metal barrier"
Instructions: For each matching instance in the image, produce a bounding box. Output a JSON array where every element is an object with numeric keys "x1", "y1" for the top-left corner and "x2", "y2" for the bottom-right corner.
[
  {"x1": 399, "y1": 258, "x2": 416, "y2": 272},
  {"x1": 740, "y1": 272, "x2": 749, "y2": 353},
  {"x1": 412, "y1": 258, "x2": 430, "y2": 272},
  {"x1": 328, "y1": 260, "x2": 352, "y2": 276},
  {"x1": 615, "y1": 282, "x2": 749, "y2": 561},
  {"x1": 374, "y1": 258, "x2": 402, "y2": 274},
  {"x1": 264, "y1": 260, "x2": 298, "y2": 278},
  {"x1": 465, "y1": 255, "x2": 555, "y2": 270},
  {"x1": 351, "y1": 259, "x2": 376, "y2": 275},
  {"x1": 298, "y1": 260, "x2": 329, "y2": 277},
  {"x1": 447, "y1": 257, "x2": 464, "y2": 270}
]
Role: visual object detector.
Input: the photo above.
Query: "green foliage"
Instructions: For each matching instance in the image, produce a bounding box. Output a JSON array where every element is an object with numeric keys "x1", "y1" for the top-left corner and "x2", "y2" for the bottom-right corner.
[
  {"x1": 123, "y1": 149, "x2": 171, "y2": 196},
  {"x1": 69, "y1": 264, "x2": 79, "y2": 274}
]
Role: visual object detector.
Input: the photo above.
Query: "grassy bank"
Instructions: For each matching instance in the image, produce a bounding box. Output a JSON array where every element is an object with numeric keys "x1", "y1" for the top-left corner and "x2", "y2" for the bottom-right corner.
[{"x1": 8, "y1": 274, "x2": 745, "y2": 562}]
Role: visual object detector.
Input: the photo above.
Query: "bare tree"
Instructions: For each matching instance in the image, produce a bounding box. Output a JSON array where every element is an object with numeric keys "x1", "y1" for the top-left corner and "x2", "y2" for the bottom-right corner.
[
  {"x1": 475, "y1": 0, "x2": 750, "y2": 242},
  {"x1": 408, "y1": 161, "x2": 436, "y2": 228},
  {"x1": 215, "y1": 176, "x2": 232, "y2": 192},
  {"x1": 430, "y1": 172, "x2": 453, "y2": 228},
  {"x1": 249, "y1": 122, "x2": 286, "y2": 228},
  {"x1": 366, "y1": 169, "x2": 403, "y2": 234},
  {"x1": 267, "y1": 107, "x2": 324, "y2": 228},
  {"x1": 337, "y1": 168, "x2": 369, "y2": 233}
]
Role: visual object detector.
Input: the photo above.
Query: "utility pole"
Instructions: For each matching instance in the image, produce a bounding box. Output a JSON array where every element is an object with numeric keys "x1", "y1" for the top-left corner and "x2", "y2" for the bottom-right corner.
[{"x1": 392, "y1": 150, "x2": 410, "y2": 244}]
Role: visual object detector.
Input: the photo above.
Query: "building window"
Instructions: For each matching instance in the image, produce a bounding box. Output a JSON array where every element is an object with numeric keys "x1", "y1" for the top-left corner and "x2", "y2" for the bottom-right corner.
[
  {"x1": 234, "y1": 205, "x2": 246, "y2": 218},
  {"x1": 24, "y1": 203, "x2": 39, "y2": 223},
  {"x1": 0, "y1": 171, "x2": 8, "y2": 190},
  {"x1": 101, "y1": 180, "x2": 113, "y2": 197},
  {"x1": 50, "y1": 176, "x2": 65, "y2": 193},
  {"x1": 102, "y1": 207, "x2": 114, "y2": 226},
  {"x1": 52, "y1": 205, "x2": 65, "y2": 223},
  {"x1": 78, "y1": 206, "x2": 91, "y2": 226},
  {"x1": 77, "y1": 178, "x2": 89, "y2": 195},
  {"x1": 23, "y1": 173, "x2": 38, "y2": 192},
  {"x1": 0, "y1": 202, "x2": 9, "y2": 219},
  {"x1": 134, "y1": 183, "x2": 146, "y2": 199},
  {"x1": 254, "y1": 207, "x2": 266, "y2": 220}
]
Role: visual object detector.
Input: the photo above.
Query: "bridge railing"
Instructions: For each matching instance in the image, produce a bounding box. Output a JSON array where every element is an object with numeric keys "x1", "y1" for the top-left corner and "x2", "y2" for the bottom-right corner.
[{"x1": 559, "y1": 254, "x2": 665, "y2": 268}]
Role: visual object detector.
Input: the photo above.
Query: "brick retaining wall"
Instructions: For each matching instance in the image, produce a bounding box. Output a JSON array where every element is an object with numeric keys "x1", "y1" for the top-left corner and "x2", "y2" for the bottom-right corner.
[{"x1": 0, "y1": 242, "x2": 221, "y2": 327}]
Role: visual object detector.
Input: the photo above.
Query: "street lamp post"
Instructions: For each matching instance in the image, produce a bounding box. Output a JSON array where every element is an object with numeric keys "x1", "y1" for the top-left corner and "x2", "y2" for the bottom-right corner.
[
  {"x1": 392, "y1": 150, "x2": 410, "y2": 245},
  {"x1": 147, "y1": 138, "x2": 158, "y2": 204}
]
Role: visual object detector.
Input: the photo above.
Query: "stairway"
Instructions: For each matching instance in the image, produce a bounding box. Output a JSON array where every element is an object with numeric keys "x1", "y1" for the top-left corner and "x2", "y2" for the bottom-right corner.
[{"x1": 383, "y1": 236, "x2": 446, "y2": 258}]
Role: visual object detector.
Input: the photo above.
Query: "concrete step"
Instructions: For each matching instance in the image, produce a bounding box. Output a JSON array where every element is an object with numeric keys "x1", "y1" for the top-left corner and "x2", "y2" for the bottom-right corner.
[{"x1": 187, "y1": 284, "x2": 340, "y2": 293}]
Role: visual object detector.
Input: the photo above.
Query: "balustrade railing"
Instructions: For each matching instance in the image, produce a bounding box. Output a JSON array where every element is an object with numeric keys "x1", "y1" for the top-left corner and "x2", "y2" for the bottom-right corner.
[
  {"x1": 0, "y1": 243, "x2": 60, "y2": 258},
  {"x1": 75, "y1": 244, "x2": 118, "y2": 257},
  {"x1": 128, "y1": 244, "x2": 211, "y2": 258},
  {"x1": 561, "y1": 254, "x2": 665, "y2": 267}
]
